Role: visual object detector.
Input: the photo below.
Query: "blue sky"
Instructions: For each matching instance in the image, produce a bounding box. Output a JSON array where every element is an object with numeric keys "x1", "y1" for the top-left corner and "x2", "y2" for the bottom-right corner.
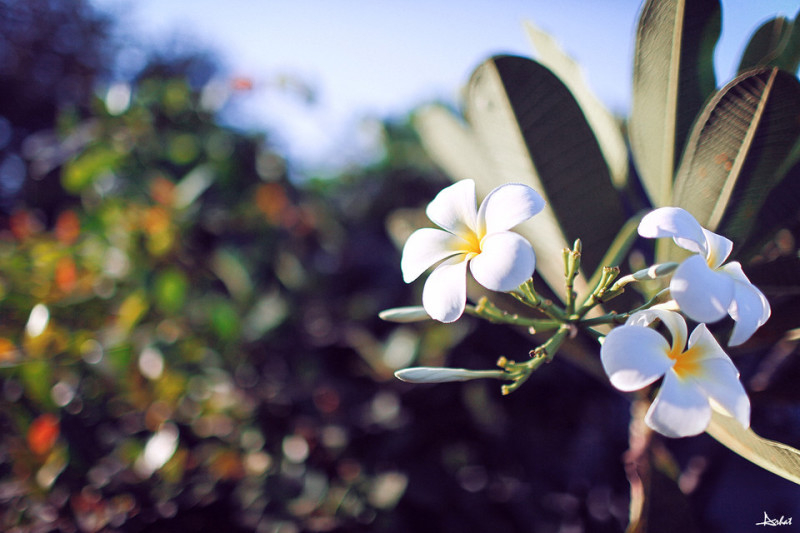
[{"x1": 90, "y1": 0, "x2": 800, "y2": 173}]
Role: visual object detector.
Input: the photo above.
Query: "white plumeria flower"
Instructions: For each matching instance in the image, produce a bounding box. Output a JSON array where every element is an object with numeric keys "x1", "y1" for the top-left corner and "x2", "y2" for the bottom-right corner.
[
  {"x1": 401, "y1": 179, "x2": 545, "y2": 322},
  {"x1": 601, "y1": 309, "x2": 750, "y2": 438},
  {"x1": 638, "y1": 207, "x2": 770, "y2": 346}
]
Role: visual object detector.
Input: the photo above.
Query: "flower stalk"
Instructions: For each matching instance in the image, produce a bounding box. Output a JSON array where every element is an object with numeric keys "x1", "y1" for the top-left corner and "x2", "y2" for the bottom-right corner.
[
  {"x1": 468, "y1": 299, "x2": 562, "y2": 332},
  {"x1": 497, "y1": 324, "x2": 571, "y2": 395},
  {"x1": 564, "y1": 239, "x2": 582, "y2": 315}
]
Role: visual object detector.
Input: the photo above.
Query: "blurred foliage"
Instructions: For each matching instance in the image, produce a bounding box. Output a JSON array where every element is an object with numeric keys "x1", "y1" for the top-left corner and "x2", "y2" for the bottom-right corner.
[
  {"x1": 1, "y1": 1, "x2": 799, "y2": 532},
  {"x1": 0, "y1": 2, "x2": 631, "y2": 532}
]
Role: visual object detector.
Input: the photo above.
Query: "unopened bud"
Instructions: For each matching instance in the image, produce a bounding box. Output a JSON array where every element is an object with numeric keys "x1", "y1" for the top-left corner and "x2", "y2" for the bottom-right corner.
[
  {"x1": 612, "y1": 263, "x2": 679, "y2": 291},
  {"x1": 394, "y1": 367, "x2": 506, "y2": 383},
  {"x1": 378, "y1": 306, "x2": 430, "y2": 323},
  {"x1": 631, "y1": 262, "x2": 679, "y2": 281}
]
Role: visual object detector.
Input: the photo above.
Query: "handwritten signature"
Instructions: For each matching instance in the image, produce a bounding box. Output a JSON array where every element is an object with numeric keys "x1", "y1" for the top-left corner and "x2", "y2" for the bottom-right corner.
[{"x1": 756, "y1": 512, "x2": 792, "y2": 526}]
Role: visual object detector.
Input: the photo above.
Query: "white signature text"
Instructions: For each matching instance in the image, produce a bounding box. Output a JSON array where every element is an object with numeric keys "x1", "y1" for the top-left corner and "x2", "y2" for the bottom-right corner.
[{"x1": 756, "y1": 512, "x2": 792, "y2": 527}]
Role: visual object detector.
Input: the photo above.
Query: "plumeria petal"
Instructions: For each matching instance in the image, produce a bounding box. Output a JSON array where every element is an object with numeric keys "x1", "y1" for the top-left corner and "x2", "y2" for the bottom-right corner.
[
  {"x1": 645, "y1": 371, "x2": 711, "y2": 438},
  {"x1": 425, "y1": 179, "x2": 477, "y2": 238},
  {"x1": 701, "y1": 228, "x2": 733, "y2": 269},
  {"x1": 685, "y1": 324, "x2": 749, "y2": 428},
  {"x1": 422, "y1": 257, "x2": 469, "y2": 323},
  {"x1": 469, "y1": 232, "x2": 535, "y2": 292},
  {"x1": 476, "y1": 183, "x2": 545, "y2": 236},
  {"x1": 694, "y1": 358, "x2": 750, "y2": 429},
  {"x1": 721, "y1": 262, "x2": 771, "y2": 346},
  {"x1": 685, "y1": 323, "x2": 731, "y2": 362},
  {"x1": 401, "y1": 228, "x2": 465, "y2": 283},
  {"x1": 600, "y1": 325, "x2": 673, "y2": 391},
  {"x1": 638, "y1": 207, "x2": 707, "y2": 255},
  {"x1": 670, "y1": 254, "x2": 734, "y2": 323},
  {"x1": 626, "y1": 309, "x2": 688, "y2": 355}
]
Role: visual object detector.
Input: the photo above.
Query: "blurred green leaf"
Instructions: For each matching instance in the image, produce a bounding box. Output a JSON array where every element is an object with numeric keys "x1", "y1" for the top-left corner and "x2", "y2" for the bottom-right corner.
[
  {"x1": 210, "y1": 249, "x2": 253, "y2": 303},
  {"x1": 154, "y1": 268, "x2": 189, "y2": 315},
  {"x1": 738, "y1": 11, "x2": 800, "y2": 74},
  {"x1": 20, "y1": 360, "x2": 53, "y2": 408},
  {"x1": 210, "y1": 300, "x2": 240, "y2": 342},
  {"x1": 163, "y1": 79, "x2": 191, "y2": 115},
  {"x1": 174, "y1": 164, "x2": 215, "y2": 209},
  {"x1": 629, "y1": 0, "x2": 721, "y2": 207},
  {"x1": 167, "y1": 133, "x2": 201, "y2": 165},
  {"x1": 118, "y1": 290, "x2": 150, "y2": 333},
  {"x1": 670, "y1": 67, "x2": 800, "y2": 254},
  {"x1": 106, "y1": 343, "x2": 133, "y2": 376},
  {"x1": 524, "y1": 21, "x2": 629, "y2": 188},
  {"x1": 62, "y1": 144, "x2": 122, "y2": 193},
  {"x1": 415, "y1": 55, "x2": 626, "y2": 299}
]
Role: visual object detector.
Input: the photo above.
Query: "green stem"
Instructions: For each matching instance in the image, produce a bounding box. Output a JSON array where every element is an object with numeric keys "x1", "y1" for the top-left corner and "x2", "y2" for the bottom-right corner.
[
  {"x1": 629, "y1": 288, "x2": 672, "y2": 313},
  {"x1": 564, "y1": 240, "x2": 582, "y2": 316},
  {"x1": 498, "y1": 324, "x2": 571, "y2": 395},
  {"x1": 508, "y1": 291, "x2": 569, "y2": 322},
  {"x1": 582, "y1": 212, "x2": 645, "y2": 303},
  {"x1": 468, "y1": 300, "x2": 562, "y2": 332},
  {"x1": 579, "y1": 312, "x2": 628, "y2": 327},
  {"x1": 575, "y1": 266, "x2": 621, "y2": 318}
]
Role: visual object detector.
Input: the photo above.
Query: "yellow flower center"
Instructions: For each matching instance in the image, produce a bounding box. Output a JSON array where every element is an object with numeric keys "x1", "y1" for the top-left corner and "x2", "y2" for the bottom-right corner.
[
  {"x1": 670, "y1": 343, "x2": 702, "y2": 379},
  {"x1": 461, "y1": 231, "x2": 482, "y2": 258}
]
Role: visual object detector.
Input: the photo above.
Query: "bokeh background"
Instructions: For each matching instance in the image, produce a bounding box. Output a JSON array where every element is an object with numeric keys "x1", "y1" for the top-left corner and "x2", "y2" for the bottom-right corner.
[{"x1": 1, "y1": 1, "x2": 800, "y2": 532}]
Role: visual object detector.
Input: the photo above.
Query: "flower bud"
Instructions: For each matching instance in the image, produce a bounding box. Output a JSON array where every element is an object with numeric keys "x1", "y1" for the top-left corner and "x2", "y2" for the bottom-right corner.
[
  {"x1": 394, "y1": 367, "x2": 505, "y2": 383},
  {"x1": 631, "y1": 262, "x2": 679, "y2": 281},
  {"x1": 378, "y1": 306, "x2": 431, "y2": 323}
]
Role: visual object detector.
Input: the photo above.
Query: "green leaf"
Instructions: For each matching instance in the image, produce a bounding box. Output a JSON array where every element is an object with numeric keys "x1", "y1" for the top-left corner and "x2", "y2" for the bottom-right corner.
[
  {"x1": 413, "y1": 105, "x2": 493, "y2": 184},
  {"x1": 467, "y1": 56, "x2": 627, "y2": 287},
  {"x1": 523, "y1": 21, "x2": 629, "y2": 188},
  {"x1": 62, "y1": 144, "x2": 122, "y2": 193},
  {"x1": 416, "y1": 55, "x2": 627, "y2": 299},
  {"x1": 174, "y1": 165, "x2": 214, "y2": 209},
  {"x1": 153, "y1": 268, "x2": 189, "y2": 315},
  {"x1": 670, "y1": 68, "x2": 800, "y2": 253},
  {"x1": 20, "y1": 360, "x2": 53, "y2": 408},
  {"x1": 706, "y1": 408, "x2": 800, "y2": 485},
  {"x1": 738, "y1": 16, "x2": 793, "y2": 73},
  {"x1": 210, "y1": 249, "x2": 254, "y2": 303},
  {"x1": 210, "y1": 300, "x2": 240, "y2": 342},
  {"x1": 105, "y1": 343, "x2": 133, "y2": 377},
  {"x1": 738, "y1": 11, "x2": 800, "y2": 75},
  {"x1": 167, "y1": 133, "x2": 200, "y2": 165},
  {"x1": 629, "y1": 0, "x2": 721, "y2": 207}
]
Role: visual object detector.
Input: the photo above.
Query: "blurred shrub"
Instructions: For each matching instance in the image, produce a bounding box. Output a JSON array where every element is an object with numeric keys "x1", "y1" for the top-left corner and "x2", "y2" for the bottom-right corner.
[{"x1": 6, "y1": 2, "x2": 797, "y2": 533}]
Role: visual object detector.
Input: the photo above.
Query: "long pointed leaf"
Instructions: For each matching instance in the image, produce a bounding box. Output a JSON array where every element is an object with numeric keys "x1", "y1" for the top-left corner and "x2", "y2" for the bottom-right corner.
[
  {"x1": 738, "y1": 10, "x2": 800, "y2": 75},
  {"x1": 524, "y1": 21, "x2": 629, "y2": 189},
  {"x1": 629, "y1": 0, "x2": 721, "y2": 207},
  {"x1": 464, "y1": 55, "x2": 626, "y2": 295},
  {"x1": 707, "y1": 409, "x2": 800, "y2": 485},
  {"x1": 671, "y1": 67, "x2": 800, "y2": 253},
  {"x1": 413, "y1": 105, "x2": 493, "y2": 184},
  {"x1": 738, "y1": 16, "x2": 793, "y2": 73},
  {"x1": 415, "y1": 102, "x2": 572, "y2": 297}
]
